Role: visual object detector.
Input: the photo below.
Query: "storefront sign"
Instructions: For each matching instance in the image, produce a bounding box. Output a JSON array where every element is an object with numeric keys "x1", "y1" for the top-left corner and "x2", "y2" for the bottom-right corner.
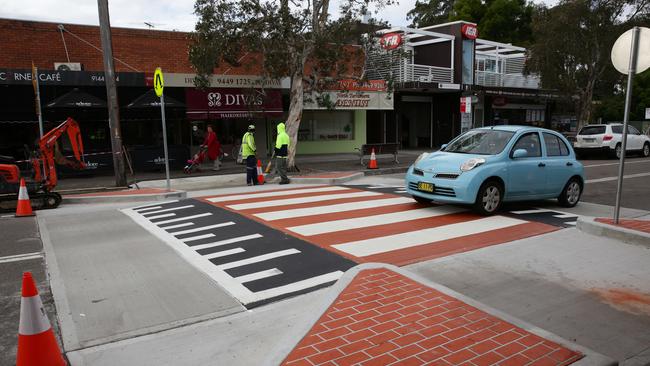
[
  {"x1": 645, "y1": 107, "x2": 650, "y2": 120},
  {"x1": 461, "y1": 24, "x2": 478, "y2": 40},
  {"x1": 460, "y1": 96, "x2": 472, "y2": 113},
  {"x1": 304, "y1": 91, "x2": 393, "y2": 110},
  {"x1": 335, "y1": 79, "x2": 387, "y2": 91},
  {"x1": 0, "y1": 69, "x2": 144, "y2": 86},
  {"x1": 380, "y1": 33, "x2": 402, "y2": 50},
  {"x1": 185, "y1": 88, "x2": 283, "y2": 119},
  {"x1": 146, "y1": 73, "x2": 285, "y2": 89}
]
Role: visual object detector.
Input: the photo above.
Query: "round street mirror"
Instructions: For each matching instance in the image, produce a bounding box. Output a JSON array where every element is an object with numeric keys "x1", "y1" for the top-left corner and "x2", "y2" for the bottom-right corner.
[{"x1": 611, "y1": 27, "x2": 650, "y2": 75}]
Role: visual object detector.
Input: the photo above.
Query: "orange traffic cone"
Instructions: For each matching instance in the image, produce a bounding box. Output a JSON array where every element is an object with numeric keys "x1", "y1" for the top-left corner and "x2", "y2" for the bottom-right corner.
[
  {"x1": 15, "y1": 178, "x2": 35, "y2": 217},
  {"x1": 368, "y1": 148, "x2": 378, "y2": 169},
  {"x1": 256, "y1": 159, "x2": 265, "y2": 185},
  {"x1": 16, "y1": 272, "x2": 66, "y2": 366}
]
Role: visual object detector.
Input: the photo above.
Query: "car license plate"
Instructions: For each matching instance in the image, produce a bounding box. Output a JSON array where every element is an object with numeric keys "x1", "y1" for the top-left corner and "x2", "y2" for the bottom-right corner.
[
  {"x1": 583, "y1": 138, "x2": 595, "y2": 142},
  {"x1": 418, "y1": 182, "x2": 434, "y2": 193}
]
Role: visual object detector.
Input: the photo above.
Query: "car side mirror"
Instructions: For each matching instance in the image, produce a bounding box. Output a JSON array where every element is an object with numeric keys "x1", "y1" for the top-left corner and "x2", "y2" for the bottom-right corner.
[
  {"x1": 512, "y1": 149, "x2": 528, "y2": 159},
  {"x1": 440, "y1": 144, "x2": 448, "y2": 150}
]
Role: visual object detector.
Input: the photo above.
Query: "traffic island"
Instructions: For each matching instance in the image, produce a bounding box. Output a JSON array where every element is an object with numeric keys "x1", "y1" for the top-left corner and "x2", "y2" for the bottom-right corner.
[
  {"x1": 272, "y1": 264, "x2": 615, "y2": 366},
  {"x1": 62, "y1": 188, "x2": 187, "y2": 204},
  {"x1": 577, "y1": 217, "x2": 650, "y2": 248}
]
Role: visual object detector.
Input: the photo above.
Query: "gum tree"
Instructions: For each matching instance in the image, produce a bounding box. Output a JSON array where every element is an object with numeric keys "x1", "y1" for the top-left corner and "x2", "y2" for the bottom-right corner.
[{"x1": 189, "y1": 0, "x2": 395, "y2": 169}]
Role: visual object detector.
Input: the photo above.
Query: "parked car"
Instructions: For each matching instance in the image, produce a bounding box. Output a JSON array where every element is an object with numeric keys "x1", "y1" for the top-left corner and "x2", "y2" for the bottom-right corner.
[
  {"x1": 405, "y1": 126, "x2": 585, "y2": 215},
  {"x1": 573, "y1": 124, "x2": 650, "y2": 159}
]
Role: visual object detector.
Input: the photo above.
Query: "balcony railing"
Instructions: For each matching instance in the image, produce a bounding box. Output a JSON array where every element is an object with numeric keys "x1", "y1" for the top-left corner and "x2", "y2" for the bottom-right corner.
[
  {"x1": 398, "y1": 64, "x2": 454, "y2": 84},
  {"x1": 475, "y1": 70, "x2": 540, "y2": 89}
]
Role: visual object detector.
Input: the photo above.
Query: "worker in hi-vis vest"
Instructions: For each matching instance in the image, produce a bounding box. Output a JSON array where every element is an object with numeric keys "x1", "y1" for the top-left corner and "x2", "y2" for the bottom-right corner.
[
  {"x1": 275, "y1": 122, "x2": 290, "y2": 185},
  {"x1": 242, "y1": 124, "x2": 258, "y2": 186}
]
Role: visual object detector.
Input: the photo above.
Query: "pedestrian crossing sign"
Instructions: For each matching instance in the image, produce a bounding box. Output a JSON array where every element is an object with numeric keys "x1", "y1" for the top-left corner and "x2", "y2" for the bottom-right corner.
[{"x1": 154, "y1": 67, "x2": 164, "y2": 97}]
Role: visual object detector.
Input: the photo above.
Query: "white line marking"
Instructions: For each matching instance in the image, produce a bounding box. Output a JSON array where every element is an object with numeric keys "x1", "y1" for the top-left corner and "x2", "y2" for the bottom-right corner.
[
  {"x1": 206, "y1": 186, "x2": 349, "y2": 203},
  {"x1": 182, "y1": 233, "x2": 215, "y2": 242},
  {"x1": 252, "y1": 271, "x2": 344, "y2": 300},
  {"x1": 565, "y1": 221, "x2": 577, "y2": 225},
  {"x1": 140, "y1": 205, "x2": 194, "y2": 215},
  {"x1": 0, "y1": 252, "x2": 43, "y2": 264},
  {"x1": 367, "y1": 185, "x2": 404, "y2": 189},
  {"x1": 510, "y1": 208, "x2": 551, "y2": 215},
  {"x1": 236, "y1": 268, "x2": 283, "y2": 283},
  {"x1": 584, "y1": 160, "x2": 650, "y2": 168},
  {"x1": 133, "y1": 205, "x2": 161, "y2": 212},
  {"x1": 160, "y1": 222, "x2": 194, "y2": 230},
  {"x1": 288, "y1": 206, "x2": 464, "y2": 236},
  {"x1": 333, "y1": 216, "x2": 527, "y2": 257},
  {"x1": 586, "y1": 172, "x2": 650, "y2": 184},
  {"x1": 146, "y1": 213, "x2": 175, "y2": 220},
  {"x1": 553, "y1": 213, "x2": 578, "y2": 218},
  {"x1": 203, "y1": 248, "x2": 245, "y2": 260},
  {"x1": 130, "y1": 200, "x2": 179, "y2": 210},
  {"x1": 217, "y1": 249, "x2": 300, "y2": 270},
  {"x1": 169, "y1": 222, "x2": 235, "y2": 235},
  {"x1": 227, "y1": 191, "x2": 381, "y2": 210},
  {"x1": 255, "y1": 197, "x2": 413, "y2": 221},
  {"x1": 191, "y1": 234, "x2": 263, "y2": 251},
  {"x1": 1, "y1": 215, "x2": 13, "y2": 218},
  {"x1": 155, "y1": 213, "x2": 212, "y2": 225}
]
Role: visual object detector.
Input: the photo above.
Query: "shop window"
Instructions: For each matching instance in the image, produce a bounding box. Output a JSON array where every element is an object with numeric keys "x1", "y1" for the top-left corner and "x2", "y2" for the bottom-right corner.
[
  {"x1": 526, "y1": 109, "x2": 545, "y2": 123},
  {"x1": 300, "y1": 111, "x2": 354, "y2": 141}
]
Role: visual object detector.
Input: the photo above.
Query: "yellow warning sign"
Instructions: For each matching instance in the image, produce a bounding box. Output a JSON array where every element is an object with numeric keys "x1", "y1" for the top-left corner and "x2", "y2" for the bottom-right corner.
[{"x1": 154, "y1": 67, "x2": 164, "y2": 97}]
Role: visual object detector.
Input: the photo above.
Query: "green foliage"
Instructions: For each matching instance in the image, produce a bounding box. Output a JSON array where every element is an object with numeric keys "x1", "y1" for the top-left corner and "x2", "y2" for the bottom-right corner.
[
  {"x1": 596, "y1": 70, "x2": 650, "y2": 121},
  {"x1": 407, "y1": 0, "x2": 455, "y2": 27}
]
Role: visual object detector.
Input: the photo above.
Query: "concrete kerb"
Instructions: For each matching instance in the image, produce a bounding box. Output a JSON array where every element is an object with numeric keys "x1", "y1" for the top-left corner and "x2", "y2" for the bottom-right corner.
[
  {"x1": 289, "y1": 172, "x2": 364, "y2": 185},
  {"x1": 577, "y1": 216, "x2": 650, "y2": 248},
  {"x1": 267, "y1": 263, "x2": 616, "y2": 366},
  {"x1": 62, "y1": 190, "x2": 187, "y2": 204}
]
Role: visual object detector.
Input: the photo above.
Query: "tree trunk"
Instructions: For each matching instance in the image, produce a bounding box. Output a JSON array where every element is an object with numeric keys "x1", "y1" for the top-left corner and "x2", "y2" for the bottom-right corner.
[{"x1": 286, "y1": 71, "x2": 304, "y2": 169}]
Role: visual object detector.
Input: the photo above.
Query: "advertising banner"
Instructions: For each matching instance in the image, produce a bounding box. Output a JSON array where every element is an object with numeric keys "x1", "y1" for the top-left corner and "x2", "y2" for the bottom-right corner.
[{"x1": 185, "y1": 88, "x2": 283, "y2": 119}]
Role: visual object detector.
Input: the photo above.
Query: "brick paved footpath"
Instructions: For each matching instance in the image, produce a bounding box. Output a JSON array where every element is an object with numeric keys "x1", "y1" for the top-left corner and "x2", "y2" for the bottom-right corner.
[
  {"x1": 596, "y1": 218, "x2": 650, "y2": 234},
  {"x1": 282, "y1": 268, "x2": 584, "y2": 366}
]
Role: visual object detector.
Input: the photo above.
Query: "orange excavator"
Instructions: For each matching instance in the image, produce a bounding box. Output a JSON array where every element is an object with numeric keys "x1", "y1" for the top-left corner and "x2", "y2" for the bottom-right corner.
[{"x1": 0, "y1": 117, "x2": 86, "y2": 210}]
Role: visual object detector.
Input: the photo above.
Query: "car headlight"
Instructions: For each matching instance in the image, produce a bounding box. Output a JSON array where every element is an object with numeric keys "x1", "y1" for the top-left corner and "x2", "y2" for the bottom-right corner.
[
  {"x1": 413, "y1": 152, "x2": 429, "y2": 166},
  {"x1": 460, "y1": 158, "x2": 486, "y2": 172}
]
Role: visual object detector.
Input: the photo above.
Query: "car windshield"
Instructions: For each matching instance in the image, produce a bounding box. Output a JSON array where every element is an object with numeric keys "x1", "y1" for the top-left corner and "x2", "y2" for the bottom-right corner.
[
  {"x1": 443, "y1": 129, "x2": 515, "y2": 155},
  {"x1": 579, "y1": 126, "x2": 606, "y2": 135}
]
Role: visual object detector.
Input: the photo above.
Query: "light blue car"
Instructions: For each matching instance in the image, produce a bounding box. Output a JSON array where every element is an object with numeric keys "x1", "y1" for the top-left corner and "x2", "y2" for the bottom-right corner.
[{"x1": 405, "y1": 126, "x2": 585, "y2": 215}]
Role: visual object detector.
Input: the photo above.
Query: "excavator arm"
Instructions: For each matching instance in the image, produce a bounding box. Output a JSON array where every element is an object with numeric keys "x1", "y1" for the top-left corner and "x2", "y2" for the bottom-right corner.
[{"x1": 33, "y1": 117, "x2": 86, "y2": 191}]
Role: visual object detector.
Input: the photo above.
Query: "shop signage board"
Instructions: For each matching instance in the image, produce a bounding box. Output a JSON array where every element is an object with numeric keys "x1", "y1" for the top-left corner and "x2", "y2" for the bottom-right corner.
[
  {"x1": 461, "y1": 24, "x2": 478, "y2": 39},
  {"x1": 303, "y1": 91, "x2": 394, "y2": 110},
  {"x1": 645, "y1": 107, "x2": 650, "y2": 120},
  {"x1": 146, "y1": 73, "x2": 285, "y2": 89},
  {"x1": 0, "y1": 69, "x2": 144, "y2": 86},
  {"x1": 460, "y1": 96, "x2": 472, "y2": 113},
  {"x1": 380, "y1": 33, "x2": 403, "y2": 50},
  {"x1": 185, "y1": 88, "x2": 283, "y2": 119}
]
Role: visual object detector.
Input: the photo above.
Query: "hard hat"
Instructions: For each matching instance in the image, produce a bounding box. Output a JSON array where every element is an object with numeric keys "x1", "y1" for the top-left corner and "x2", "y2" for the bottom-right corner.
[{"x1": 248, "y1": 124, "x2": 255, "y2": 131}]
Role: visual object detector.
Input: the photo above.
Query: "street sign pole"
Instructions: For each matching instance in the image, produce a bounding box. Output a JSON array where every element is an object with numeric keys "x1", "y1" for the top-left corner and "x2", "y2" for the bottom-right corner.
[
  {"x1": 614, "y1": 27, "x2": 640, "y2": 224},
  {"x1": 160, "y1": 93, "x2": 171, "y2": 191}
]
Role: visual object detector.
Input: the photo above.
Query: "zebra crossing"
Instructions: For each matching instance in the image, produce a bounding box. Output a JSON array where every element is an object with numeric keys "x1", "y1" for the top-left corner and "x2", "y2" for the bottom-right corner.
[
  {"x1": 204, "y1": 185, "x2": 559, "y2": 266},
  {"x1": 122, "y1": 199, "x2": 355, "y2": 308}
]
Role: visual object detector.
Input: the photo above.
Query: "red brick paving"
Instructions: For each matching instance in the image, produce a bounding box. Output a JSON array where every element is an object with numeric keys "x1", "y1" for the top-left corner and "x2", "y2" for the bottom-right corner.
[
  {"x1": 596, "y1": 218, "x2": 650, "y2": 234},
  {"x1": 282, "y1": 269, "x2": 583, "y2": 366}
]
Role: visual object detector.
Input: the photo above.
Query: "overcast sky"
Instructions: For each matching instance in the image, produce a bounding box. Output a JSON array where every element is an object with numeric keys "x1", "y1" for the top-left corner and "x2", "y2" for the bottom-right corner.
[{"x1": 2, "y1": 0, "x2": 456, "y2": 32}]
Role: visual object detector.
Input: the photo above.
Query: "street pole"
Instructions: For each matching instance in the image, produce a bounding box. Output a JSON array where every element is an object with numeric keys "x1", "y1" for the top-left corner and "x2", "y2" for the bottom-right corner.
[
  {"x1": 160, "y1": 94, "x2": 171, "y2": 190},
  {"x1": 614, "y1": 26, "x2": 640, "y2": 224},
  {"x1": 97, "y1": 0, "x2": 127, "y2": 187},
  {"x1": 33, "y1": 66, "x2": 44, "y2": 138}
]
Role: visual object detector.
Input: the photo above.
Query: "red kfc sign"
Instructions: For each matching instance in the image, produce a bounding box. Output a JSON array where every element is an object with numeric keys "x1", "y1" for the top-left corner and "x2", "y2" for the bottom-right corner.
[
  {"x1": 461, "y1": 24, "x2": 478, "y2": 40},
  {"x1": 380, "y1": 33, "x2": 402, "y2": 50}
]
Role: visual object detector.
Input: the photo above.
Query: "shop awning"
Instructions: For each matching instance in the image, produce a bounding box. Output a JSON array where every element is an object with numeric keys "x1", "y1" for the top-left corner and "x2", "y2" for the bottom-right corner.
[
  {"x1": 126, "y1": 89, "x2": 185, "y2": 109},
  {"x1": 185, "y1": 88, "x2": 283, "y2": 120},
  {"x1": 45, "y1": 88, "x2": 107, "y2": 109}
]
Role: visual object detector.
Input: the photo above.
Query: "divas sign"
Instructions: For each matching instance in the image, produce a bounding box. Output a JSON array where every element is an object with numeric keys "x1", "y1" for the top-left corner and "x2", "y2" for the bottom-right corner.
[{"x1": 186, "y1": 88, "x2": 282, "y2": 119}]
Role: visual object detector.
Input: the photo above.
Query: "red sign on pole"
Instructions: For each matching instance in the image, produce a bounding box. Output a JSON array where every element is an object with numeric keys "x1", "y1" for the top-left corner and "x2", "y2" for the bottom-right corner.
[
  {"x1": 461, "y1": 24, "x2": 478, "y2": 40},
  {"x1": 380, "y1": 33, "x2": 403, "y2": 50}
]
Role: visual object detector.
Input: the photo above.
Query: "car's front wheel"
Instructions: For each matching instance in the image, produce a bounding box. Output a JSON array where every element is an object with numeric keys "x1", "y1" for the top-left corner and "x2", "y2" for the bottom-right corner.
[
  {"x1": 558, "y1": 178, "x2": 582, "y2": 207},
  {"x1": 474, "y1": 180, "x2": 503, "y2": 215},
  {"x1": 412, "y1": 195, "x2": 431, "y2": 204}
]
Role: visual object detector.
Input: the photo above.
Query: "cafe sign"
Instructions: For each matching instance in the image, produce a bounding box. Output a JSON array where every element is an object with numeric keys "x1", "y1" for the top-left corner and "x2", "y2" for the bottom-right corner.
[{"x1": 0, "y1": 69, "x2": 144, "y2": 86}]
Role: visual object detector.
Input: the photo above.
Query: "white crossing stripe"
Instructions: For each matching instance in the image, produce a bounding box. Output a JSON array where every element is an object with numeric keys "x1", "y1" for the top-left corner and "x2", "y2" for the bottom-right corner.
[
  {"x1": 191, "y1": 234, "x2": 263, "y2": 251},
  {"x1": 155, "y1": 213, "x2": 212, "y2": 225},
  {"x1": 252, "y1": 271, "x2": 343, "y2": 300},
  {"x1": 288, "y1": 206, "x2": 464, "y2": 236},
  {"x1": 553, "y1": 213, "x2": 577, "y2": 218},
  {"x1": 227, "y1": 191, "x2": 381, "y2": 211},
  {"x1": 255, "y1": 197, "x2": 413, "y2": 221},
  {"x1": 160, "y1": 222, "x2": 194, "y2": 230},
  {"x1": 203, "y1": 247, "x2": 245, "y2": 260},
  {"x1": 333, "y1": 216, "x2": 527, "y2": 257},
  {"x1": 0, "y1": 252, "x2": 43, "y2": 264},
  {"x1": 236, "y1": 268, "x2": 283, "y2": 283},
  {"x1": 133, "y1": 205, "x2": 161, "y2": 212},
  {"x1": 566, "y1": 221, "x2": 577, "y2": 225},
  {"x1": 206, "y1": 186, "x2": 349, "y2": 203},
  {"x1": 141, "y1": 205, "x2": 194, "y2": 215},
  {"x1": 169, "y1": 222, "x2": 235, "y2": 235},
  {"x1": 146, "y1": 213, "x2": 176, "y2": 220},
  {"x1": 510, "y1": 208, "x2": 551, "y2": 214},
  {"x1": 131, "y1": 200, "x2": 179, "y2": 210},
  {"x1": 217, "y1": 249, "x2": 300, "y2": 270},
  {"x1": 182, "y1": 233, "x2": 215, "y2": 242}
]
